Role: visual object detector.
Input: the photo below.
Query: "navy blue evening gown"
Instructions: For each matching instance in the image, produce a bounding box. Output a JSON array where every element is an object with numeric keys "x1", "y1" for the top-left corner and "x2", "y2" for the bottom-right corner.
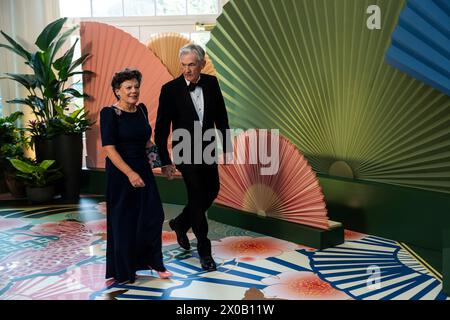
[{"x1": 100, "y1": 103, "x2": 165, "y2": 283}]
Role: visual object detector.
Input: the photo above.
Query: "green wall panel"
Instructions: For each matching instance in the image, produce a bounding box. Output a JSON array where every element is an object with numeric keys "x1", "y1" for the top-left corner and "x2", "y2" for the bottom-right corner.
[
  {"x1": 444, "y1": 229, "x2": 450, "y2": 295},
  {"x1": 207, "y1": 0, "x2": 450, "y2": 194},
  {"x1": 318, "y1": 174, "x2": 450, "y2": 251}
]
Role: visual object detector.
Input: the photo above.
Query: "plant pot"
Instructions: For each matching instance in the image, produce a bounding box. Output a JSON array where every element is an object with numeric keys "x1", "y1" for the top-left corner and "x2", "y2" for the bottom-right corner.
[
  {"x1": 54, "y1": 133, "x2": 83, "y2": 202},
  {"x1": 34, "y1": 133, "x2": 83, "y2": 202},
  {"x1": 4, "y1": 171, "x2": 26, "y2": 198},
  {"x1": 26, "y1": 185, "x2": 55, "y2": 203},
  {"x1": 35, "y1": 137, "x2": 56, "y2": 163},
  {"x1": 0, "y1": 171, "x2": 8, "y2": 194}
]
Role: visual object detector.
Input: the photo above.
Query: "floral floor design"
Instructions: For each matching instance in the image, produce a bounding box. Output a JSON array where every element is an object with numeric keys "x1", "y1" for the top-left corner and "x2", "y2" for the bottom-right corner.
[{"x1": 0, "y1": 198, "x2": 447, "y2": 300}]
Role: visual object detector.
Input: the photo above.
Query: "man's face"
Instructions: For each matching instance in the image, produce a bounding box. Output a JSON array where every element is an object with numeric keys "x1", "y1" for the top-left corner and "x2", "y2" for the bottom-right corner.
[{"x1": 180, "y1": 52, "x2": 205, "y2": 83}]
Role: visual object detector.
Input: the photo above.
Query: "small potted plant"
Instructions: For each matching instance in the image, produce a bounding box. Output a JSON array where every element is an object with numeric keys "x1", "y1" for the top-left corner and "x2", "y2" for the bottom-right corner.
[
  {"x1": 0, "y1": 111, "x2": 30, "y2": 197},
  {"x1": 9, "y1": 158, "x2": 63, "y2": 203}
]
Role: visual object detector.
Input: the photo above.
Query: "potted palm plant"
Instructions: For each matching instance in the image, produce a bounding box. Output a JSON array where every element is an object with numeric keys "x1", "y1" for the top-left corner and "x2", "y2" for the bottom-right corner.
[
  {"x1": 9, "y1": 159, "x2": 63, "y2": 203},
  {"x1": 0, "y1": 17, "x2": 93, "y2": 202}
]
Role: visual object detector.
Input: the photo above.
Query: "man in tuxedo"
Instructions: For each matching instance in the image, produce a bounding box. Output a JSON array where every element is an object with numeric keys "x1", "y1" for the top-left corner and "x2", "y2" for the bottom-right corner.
[{"x1": 155, "y1": 44, "x2": 230, "y2": 271}]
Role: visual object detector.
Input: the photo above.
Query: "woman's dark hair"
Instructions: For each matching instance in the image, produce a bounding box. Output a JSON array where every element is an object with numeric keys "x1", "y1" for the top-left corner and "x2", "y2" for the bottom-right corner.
[{"x1": 111, "y1": 68, "x2": 142, "y2": 100}]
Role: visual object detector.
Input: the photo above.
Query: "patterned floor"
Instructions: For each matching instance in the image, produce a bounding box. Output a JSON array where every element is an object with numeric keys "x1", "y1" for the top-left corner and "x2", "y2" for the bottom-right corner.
[{"x1": 0, "y1": 197, "x2": 447, "y2": 300}]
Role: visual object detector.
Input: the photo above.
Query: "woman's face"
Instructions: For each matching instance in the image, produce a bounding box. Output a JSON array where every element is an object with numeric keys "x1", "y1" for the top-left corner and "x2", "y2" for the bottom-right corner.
[{"x1": 115, "y1": 79, "x2": 140, "y2": 106}]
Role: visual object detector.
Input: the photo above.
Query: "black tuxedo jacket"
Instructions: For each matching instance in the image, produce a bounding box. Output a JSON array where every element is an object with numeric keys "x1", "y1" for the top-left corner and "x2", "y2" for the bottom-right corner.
[{"x1": 155, "y1": 74, "x2": 230, "y2": 168}]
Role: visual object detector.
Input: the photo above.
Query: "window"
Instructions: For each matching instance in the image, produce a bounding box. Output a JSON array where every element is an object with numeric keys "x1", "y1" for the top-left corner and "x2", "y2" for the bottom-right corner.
[
  {"x1": 156, "y1": 0, "x2": 187, "y2": 16},
  {"x1": 59, "y1": 0, "x2": 92, "y2": 17},
  {"x1": 188, "y1": 0, "x2": 218, "y2": 15},
  {"x1": 92, "y1": 0, "x2": 123, "y2": 17},
  {"x1": 124, "y1": 0, "x2": 156, "y2": 16},
  {"x1": 60, "y1": 0, "x2": 220, "y2": 17}
]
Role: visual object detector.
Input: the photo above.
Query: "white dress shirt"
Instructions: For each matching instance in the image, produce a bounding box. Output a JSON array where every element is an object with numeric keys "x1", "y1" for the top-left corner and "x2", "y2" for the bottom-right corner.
[{"x1": 185, "y1": 78, "x2": 204, "y2": 126}]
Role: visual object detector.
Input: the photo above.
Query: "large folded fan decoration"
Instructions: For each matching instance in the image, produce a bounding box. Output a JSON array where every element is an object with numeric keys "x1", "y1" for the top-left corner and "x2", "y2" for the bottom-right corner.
[
  {"x1": 386, "y1": 0, "x2": 450, "y2": 96},
  {"x1": 80, "y1": 22, "x2": 173, "y2": 168},
  {"x1": 216, "y1": 130, "x2": 330, "y2": 230},
  {"x1": 207, "y1": 0, "x2": 450, "y2": 194},
  {"x1": 147, "y1": 32, "x2": 216, "y2": 78}
]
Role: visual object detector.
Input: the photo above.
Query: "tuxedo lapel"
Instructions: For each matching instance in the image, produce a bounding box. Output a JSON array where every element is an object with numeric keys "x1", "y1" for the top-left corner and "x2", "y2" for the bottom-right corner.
[
  {"x1": 178, "y1": 76, "x2": 200, "y2": 122},
  {"x1": 201, "y1": 75, "x2": 212, "y2": 125}
]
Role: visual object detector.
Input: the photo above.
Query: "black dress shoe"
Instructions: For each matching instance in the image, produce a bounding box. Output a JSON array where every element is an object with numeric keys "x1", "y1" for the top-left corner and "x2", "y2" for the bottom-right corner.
[
  {"x1": 169, "y1": 219, "x2": 191, "y2": 250},
  {"x1": 200, "y1": 256, "x2": 217, "y2": 271}
]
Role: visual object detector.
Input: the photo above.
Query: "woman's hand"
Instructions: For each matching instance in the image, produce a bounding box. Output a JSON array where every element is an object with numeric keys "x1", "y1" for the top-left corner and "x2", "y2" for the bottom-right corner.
[{"x1": 127, "y1": 171, "x2": 145, "y2": 188}]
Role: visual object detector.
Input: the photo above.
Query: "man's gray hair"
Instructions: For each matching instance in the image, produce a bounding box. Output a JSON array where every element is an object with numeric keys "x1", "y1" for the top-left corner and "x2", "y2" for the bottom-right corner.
[{"x1": 179, "y1": 43, "x2": 205, "y2": 63}]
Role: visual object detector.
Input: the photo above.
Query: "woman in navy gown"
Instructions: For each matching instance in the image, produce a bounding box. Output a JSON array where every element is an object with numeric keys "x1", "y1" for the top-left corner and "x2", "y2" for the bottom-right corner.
[{"x1": 100, "y1": 68, "x2": 172, "y2": 284}]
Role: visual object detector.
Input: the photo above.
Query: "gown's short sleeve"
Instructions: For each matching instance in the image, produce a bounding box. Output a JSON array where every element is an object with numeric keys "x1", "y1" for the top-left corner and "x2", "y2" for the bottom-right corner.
[
  {"x1": 138, "y1": 103, "x2": 148, "y2": 121},
  {"x1": 100, "y1": 107, "x2": 118, "y2": 146}
]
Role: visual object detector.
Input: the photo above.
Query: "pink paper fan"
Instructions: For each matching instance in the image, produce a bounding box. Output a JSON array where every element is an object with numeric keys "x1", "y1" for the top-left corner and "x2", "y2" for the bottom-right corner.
[
  {"x1": 216, "y1": 130, "x2": 329, "y2": 229},
  {"x1": 80, "y1": 22, "x2": 174, "y2": 168}
]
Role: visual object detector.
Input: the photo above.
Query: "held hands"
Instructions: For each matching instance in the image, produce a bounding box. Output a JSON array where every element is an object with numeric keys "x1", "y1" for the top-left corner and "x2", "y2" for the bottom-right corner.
[
  {"x1": 161, "y1": 165, "x2": 176, "y2": 180},
  {"x1": 127, "y1": 171, "x2": 145, "y2": 188}
]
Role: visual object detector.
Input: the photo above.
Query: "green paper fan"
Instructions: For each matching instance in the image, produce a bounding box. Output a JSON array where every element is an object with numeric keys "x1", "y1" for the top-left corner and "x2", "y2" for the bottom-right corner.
[{"x1": 207, "y1": 0, "x2": 450, "y2": 194}]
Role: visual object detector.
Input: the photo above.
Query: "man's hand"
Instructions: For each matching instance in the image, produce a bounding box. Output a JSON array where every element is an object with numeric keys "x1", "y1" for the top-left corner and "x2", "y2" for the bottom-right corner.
[{"x1": 161, "y1": 165, "x2": 176, "y2": 180}]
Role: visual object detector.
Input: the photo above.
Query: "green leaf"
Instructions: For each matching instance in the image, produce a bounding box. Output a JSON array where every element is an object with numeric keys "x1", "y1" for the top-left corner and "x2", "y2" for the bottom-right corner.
[
  {"x1": 54, "y1": 38, "x2": 78, "y2": 72},
  {"x1": 39, "y1": 159, "x2": 55, "y2": 170},
  {"x1": 4, "y1": 111, "x2": 24, "y2": 123},
  {"x1": 29, "y1": 52, "x2": 46, "y2": 85},
  {"x1": 6, "y1": 98, "x2": 33, "y2": 108},
  {"x1": 50, "y1": 25, "x2": 78, "y2": 62},
  {"x1": 68, "y1": 53, "x2": 90, "y2": 73},
  {"x1": 9, "y1": 158, "x2": 35, "y2": 174},
  {"x1": 28, "y1": 96, "x2": 46, "y2": 111},
  {"x1": 30, "y1": 52, "x2": 56, "y2": 90},
  {"x1": 63, "y1": 88, "x2": 84, "y2": 98},
  {"x1": 64, "y1": 117, "x2": 76, "y2": 124},
  {"x1": 1, "y1": 73, "x2": 37, "y2": 90},
  {"x1": 0, "y1": 31, "x2": 32, "y2": 61},
  {"x1": 67, "y1": 70, "x2": 94, "y2": 77},
  {"x1": 54, "y1": 105, "x2": 66, "y2": 118},
  {"x1": 15, "y1": 172, "x2": 33, "y2": 182},
  {"x1": 35, "y1": 17, "x2": 67, "y2": 51},
  {"x1": 70, "y1": 108, "x2": 83, "y2": 119},
  {"x1": 43, "y1": 80, "x2": 59, "y2": 99}
]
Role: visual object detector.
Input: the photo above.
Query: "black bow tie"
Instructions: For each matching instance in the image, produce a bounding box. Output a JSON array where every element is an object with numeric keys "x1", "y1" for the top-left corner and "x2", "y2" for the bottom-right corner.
[{"x1": 188, "y1": 81, "x2": 202, "y2": 92}]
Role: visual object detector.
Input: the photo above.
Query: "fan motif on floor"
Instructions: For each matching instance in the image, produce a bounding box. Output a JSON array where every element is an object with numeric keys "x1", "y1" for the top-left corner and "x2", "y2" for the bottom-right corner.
[
  {"x1": 80, "y1": 22, "x2": 173, "y2": 169},
  {"x1": 215, "y1": 129, "x2": 330, "y2": 230},
  {"x1": 146, "y1": 32, "x2": 217, "y2": 78}
]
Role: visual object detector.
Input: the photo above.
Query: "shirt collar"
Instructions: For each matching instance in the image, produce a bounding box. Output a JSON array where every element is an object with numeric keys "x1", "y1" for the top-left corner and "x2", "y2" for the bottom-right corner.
[{"x1": 184, "y1": 75, "x2": 201, "y2": 86}]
